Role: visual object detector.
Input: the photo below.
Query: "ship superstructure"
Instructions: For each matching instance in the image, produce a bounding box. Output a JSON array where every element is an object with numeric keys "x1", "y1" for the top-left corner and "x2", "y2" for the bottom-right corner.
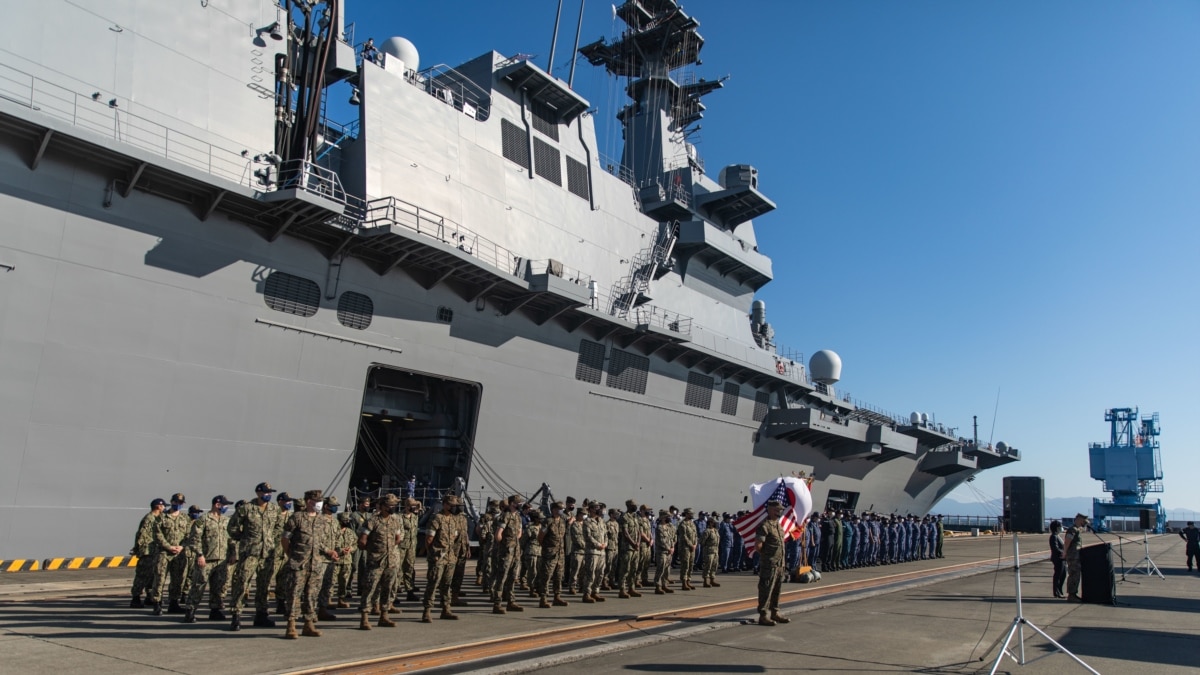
[{"x1": 0, "y1": 0, "x2": 1018, "y2": 558}]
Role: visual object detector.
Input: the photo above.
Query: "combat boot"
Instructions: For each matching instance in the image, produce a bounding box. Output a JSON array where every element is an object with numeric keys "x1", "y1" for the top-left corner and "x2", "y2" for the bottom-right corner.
[
  {"x1": 253, "y1": 610, "x2": 276, "y2": 628},
  {"x1": 582, "y1": 594, "x2": 595, "y2": 603},
  {"x1": 129, "y1": 596, "x2": 144, "y2": 609},
  {"x1": 654, "y1": 586, "x2": 665, "y2": 595},
  {"x1": 229, "y1": 613, "x2": 241, "y2": 631},
  {"x1": 493, "y1": 602, "x2": 506, "y2": 614},
  {"x1": 167, "y1": 599, "x2": 183, "y2": 614},
  {"x1": 318, "y1": 607, "x2": 338, "y2": 621},
  {"x1": 275, "y1": 597, "x2": 286, "y2": 615},
  {"x1": 770, "y1": 611, "x2": 790, "y2": 624},
  {"x1": 552, "y1": 595, "x2": 568, "y2": 607},
  {"x1": 336, "y1": 599, "x2": 350, "y2": 609},
  {"x1": 358, "y1": 612, "x2": 372, "y2": 630},
  {"x1": 506, "y1": 601, "x2": 524, "y2": 612},
  {"x1": 421, "y1": 608, "x2": 432, "y2": 623},
  {"x1": 451, "y1": 592, "x2": 467, "y2": 607},
  {"x1": 284, "y1": 617, "x2": 298, "y2": 639},
  {"x1": 663, "y1": 585, "x2": 674, "y2": 594},
  {"x1": 539, "y1": 596, "x2": 551, "y2": 608},
  {"x1": 710, "y1": 580, "x2": 721, "y2": 588},
  {"x1": 182, "y1": 608, "x2": 196, "y2": 624},
  {"x1": 406, "y1": 589, "x2": 420, "y2": 602},
  {"x1": 703, "y1": 580, "x2": 712, "y2": 588},
  {"x1": 629, "y1": 589, "x2": 642, "y2": 597},
  {"x1": 302, "y1": 619, "x2": 322, "y2": 637},
  {"x1": 208, "y1": 608, "x2": 226, "y2": 621},
  {"x1": 440, "y1": 606, "x2": 458, "y2": 620},
  {"x1": 591, "y1": 593, "x2": 605, "y2": 602},
  {"x1": 618, "y1": 590, "x2": 630, "y2": 599},
  {"x1": 378, "y1": 609, "x2": 395, "y2": 627},
  {"x1": 758, "y1": 612, "x2": 776, "y2": 627},
  {"x1": 151, "y1": 601, "x2": 163, "y2": 616}
]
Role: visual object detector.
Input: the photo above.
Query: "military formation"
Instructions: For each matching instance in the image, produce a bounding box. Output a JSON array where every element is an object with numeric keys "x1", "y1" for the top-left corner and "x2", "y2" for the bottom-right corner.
[{"x1": 129, "y1": 485, "x2": 951, "y2": 637}]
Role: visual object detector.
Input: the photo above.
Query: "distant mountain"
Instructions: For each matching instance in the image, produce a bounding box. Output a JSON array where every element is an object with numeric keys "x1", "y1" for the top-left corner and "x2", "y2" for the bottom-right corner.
[{"x1": 932, "y1": 496, "x2": 1093, "y2": 518}]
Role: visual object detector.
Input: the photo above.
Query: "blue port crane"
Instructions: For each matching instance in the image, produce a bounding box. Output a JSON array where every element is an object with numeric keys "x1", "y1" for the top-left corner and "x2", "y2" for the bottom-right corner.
[{"x1": 1089, "y1": 407, "x2": 1164, "y2": 533}]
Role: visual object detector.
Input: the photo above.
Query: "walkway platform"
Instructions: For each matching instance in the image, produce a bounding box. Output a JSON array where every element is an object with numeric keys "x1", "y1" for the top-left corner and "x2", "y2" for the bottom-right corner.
[{"x1": 0, "y1": 534, "x2": 1194, "y2": 674}]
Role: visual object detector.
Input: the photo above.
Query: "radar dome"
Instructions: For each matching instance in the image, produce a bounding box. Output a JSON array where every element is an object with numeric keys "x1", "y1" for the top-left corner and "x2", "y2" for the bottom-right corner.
[
  {"x1": 910, "y1": 412, "x2": 922, "y2": 425},
  {"x1": 996, "y1": 441, "x2": 1008, "y2": 453},
  {"x1": 809, "y1": 349, "x2": 842, "y2": 385},
  {"x1": 381, "y1": 37, "x2": 419, "y2": 72}
]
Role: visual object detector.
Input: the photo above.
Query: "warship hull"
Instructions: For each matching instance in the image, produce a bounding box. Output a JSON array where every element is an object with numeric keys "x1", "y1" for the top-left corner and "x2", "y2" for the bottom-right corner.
[{"x1": 0, "y1": 0, "x2": 1016, "y2": 559}]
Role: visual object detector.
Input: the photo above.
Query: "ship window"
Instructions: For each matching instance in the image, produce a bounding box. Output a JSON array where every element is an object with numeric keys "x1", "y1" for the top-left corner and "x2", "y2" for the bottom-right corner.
[
  {"x1": 684, "y1": 372, "x2": 714, "y2": 410},
  {"x1": 501, "y1": 119, "x2": 529, "y2": 167},
  {"x1": 753, "y1": 390, "x2": 771, "y2": 422},
  {"x1": 263, "y1": 271, "x2": 320, "y2": 318},
  {"x1": 336, "y1": 291, "x2": 373, "y2": 330},
  {"x1": 606, "y1": 349, "x2": 648, "y2": 395},
  {"x1": 721, "y1": 382, "x2": 740, "y2": 416},
  {"x1": 575, "y1": 339, "x2": 605, "y2": 384},
  {"x1": 566, "y1": 156, "x2": 589, "y2": 201},
  {"x1": 825, "y1": 490, "x2": 860, "y2": 512},
  {"x1": 533, "y1": 138, "x2": 562, "y2": 186},
  {"x1": 437, "y1": 306, "x2": 453, "y2": 323}
]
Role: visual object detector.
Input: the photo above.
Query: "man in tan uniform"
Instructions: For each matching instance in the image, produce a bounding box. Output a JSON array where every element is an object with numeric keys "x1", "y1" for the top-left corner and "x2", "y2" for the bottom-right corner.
[
  {"x1": 756, "y1": 500, "x2": 790, "y2": 626},
  {"x1": 676, "y1": 508, "x2": 698, "y2": 590},
  {"x1": 536, "y1": 501, "x2": 568, "y2": 608},
  {"x1": 182, "y1": 495, "x2": 232, "y2": 623},
  {"x1": 492, "y1": 494, "x2": 525, "y2": 613},
  {"x1": 281, "y1": 489, "x2": 338, "y2": 639},
  {"x1": 581, "y1": 502, "x2": 609, "y2": 602},
  {"x1": 422, "y1": 494, "x2": 463, "y2": 623},
  {"x1": 654, "y1": 510, "x2": 676, "y2": 594},
  {"x1": 357, "y1": 494, "x2": 403, "y2": 629}
]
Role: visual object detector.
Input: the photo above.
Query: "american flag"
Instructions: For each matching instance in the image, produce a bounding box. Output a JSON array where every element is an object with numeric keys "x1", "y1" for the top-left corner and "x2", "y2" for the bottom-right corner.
[{"x1": 733, "y1": 477, "x2": 808, "y2": 554}]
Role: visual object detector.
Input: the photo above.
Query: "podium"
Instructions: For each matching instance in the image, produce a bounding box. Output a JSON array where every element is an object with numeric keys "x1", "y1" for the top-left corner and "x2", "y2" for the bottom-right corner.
[{"x1": 1079, "y1": 542, "x2": 1115, "y2": 605}]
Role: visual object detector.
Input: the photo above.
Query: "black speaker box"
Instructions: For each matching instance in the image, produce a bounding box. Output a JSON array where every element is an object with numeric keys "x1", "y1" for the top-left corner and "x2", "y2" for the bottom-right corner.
[
  {"x1": 1002, "y1": 476, "x2": 1045, "y2": 533},
  {"x1": 1080, "y1": 542, "x2": 1115, "y2": 605},
  {"x1": 1139, "y1": 509, "x2": 1155, "y2": 530}
]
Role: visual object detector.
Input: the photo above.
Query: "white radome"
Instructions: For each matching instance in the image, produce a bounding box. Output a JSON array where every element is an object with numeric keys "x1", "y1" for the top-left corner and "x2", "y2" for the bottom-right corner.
[
  {"x1": 809, "y1": 349, "x2": 842, "y2": 385},
  {"x1": 381, "y1": 36, "x2": 419, "y2": 72}
]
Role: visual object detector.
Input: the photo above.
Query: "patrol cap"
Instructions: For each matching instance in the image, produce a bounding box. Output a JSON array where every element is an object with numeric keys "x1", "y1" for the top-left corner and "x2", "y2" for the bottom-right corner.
[
  {"x1": 766, "y1": 499, "x2": 782, "y2": 508},
  {"x1": 151, "y1": 497, "x2": 167, "y2": 507},
  {"x1": 277, "y1": 491, "x2": 291, "y2": 503},
  {"x1": 509, "y1": 494, "x2": 525, "y2": 505},
  {"x1": 550, "y1": 501, "x2": 564, "y2": 511},
  {"x1": 170, "y1": 492, "x2": 186, "y2": 504},
  {"x1": 337, "y1": 513, "x2": 351, "y2": 526},
  {"x1": 325, "y1": 495, "x2": 339, "y2": 507},
  {"x1": 303, "y1": 489, "x2": 323, "y2": 501},
  {"x1": 682, "y1": 508, "x2": 694, "y2": 517},
  {"x1": 658, "y1": 509, "x2": 669, "y2": 517},
  {"x1": 404, "y1": 497, "x2": 419, "y2": 508},
  {"x1": 255, "y1": 482, "x2": 274, "y2": 493},
  {"x1": 625, "y1": 498, "x2": 637, "y2": 508},
  {"x1": 529, "y1": 511, "x2": 543, "y2": 521},
  {"x1": 443, "y1": 494, "x2": 461, "y2": 506},
  {"x1": 212, "y1": 495, "x2": 232, "y2": 506},
  {"x1": 381, "y1": 494, "x2": 400, "y2": 506},
  {"x1": 188, "y1": 505, "x2": 203, "y2": 515}
]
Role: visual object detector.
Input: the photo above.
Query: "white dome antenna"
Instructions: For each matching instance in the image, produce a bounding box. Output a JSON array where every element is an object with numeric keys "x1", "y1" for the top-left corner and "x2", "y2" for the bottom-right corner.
[{"x1": 809, "y1": 350, "x2": 842, "y2": 385}]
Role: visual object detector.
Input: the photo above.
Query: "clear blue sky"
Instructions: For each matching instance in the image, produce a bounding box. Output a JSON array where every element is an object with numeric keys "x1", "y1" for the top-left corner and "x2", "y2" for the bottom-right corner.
[{"x1": 341, "y1": 1, "x2": 1200, "y2": 511}]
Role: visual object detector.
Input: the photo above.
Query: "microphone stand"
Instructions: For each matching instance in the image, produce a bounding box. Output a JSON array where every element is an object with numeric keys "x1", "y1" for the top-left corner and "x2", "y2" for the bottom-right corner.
[
  {"x1": 1092, "y1": 528, "x2": 1136, "y2": 584},
  {"x1": 1129, "y1": 530, "x2": 1165, "y2": 580}
]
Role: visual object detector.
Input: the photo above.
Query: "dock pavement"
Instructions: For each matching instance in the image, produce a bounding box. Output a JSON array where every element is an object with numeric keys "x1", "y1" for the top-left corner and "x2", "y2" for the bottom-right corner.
[{"x1": 0, "y1": 533, "x2": 1194, "y2": 674}]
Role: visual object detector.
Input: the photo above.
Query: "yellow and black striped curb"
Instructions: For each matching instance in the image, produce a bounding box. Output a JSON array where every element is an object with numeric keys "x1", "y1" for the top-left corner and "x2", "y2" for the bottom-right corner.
[{"x1": 1, "y1": 556, "x2": 140, "y2": 572}]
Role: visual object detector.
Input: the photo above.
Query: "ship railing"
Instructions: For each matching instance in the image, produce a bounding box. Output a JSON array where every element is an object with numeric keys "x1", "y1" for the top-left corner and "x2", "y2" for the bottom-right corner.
[
  {"x1": 632, "y1": 304, "x2": 693, "y2": 336},
  {"x1": 363, "y1": 196, "x2": 521, "y2": 276},
  {"x1": 409, "y1": 64, "x2": 492, "y2": 122},
  {"x1": 525, "y1": 259, "x2": 592, "y2": 287},
  {"x1": 273, "y1": 159, "x2": 366, "y2": 223},
  {"x1": 0, "y1": 63, "x2": 255, "y2": 187},
  {"x1": 940, "y1": 515, "x2": 1004, "y2": 532},
  {"x1": 599, "y1": 152, "x2": 637, "y2": 187},
  {"x1": 848, "y1": 398, "x2": 909, "y2": 428}
]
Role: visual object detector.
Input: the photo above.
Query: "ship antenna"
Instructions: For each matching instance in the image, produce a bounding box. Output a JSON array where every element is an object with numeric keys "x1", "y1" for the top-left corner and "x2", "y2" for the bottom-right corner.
[
  {"x1": 547, "y1": 0, "x2": 564, "y2": 77},
  {"x1": 568, "y1": 0, "x2": 586, "y2": 87},
  {"x1": 988, "y1": 387, "x2": 1001, "y2": 447}
]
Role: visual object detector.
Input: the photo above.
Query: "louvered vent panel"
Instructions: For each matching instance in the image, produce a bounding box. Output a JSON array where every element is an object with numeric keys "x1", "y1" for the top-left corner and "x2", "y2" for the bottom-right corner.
[
  {"x1": 566, "y1": 156, "x2": 589, "y2": 200},
  {"x1": 336, "y1": 291, "x2": 373, "y2": 330},
  {"x1": 501, "y1": 119, "x2": 529, "y2": 167},
  {"x1": 684, "y1": 372, "x2": 714, "y2": 409},
  {"x1": 264, "y1": 272, "x2": 320, "y2": 318},
  {"x1": 531, "y1": 100, "x2": 559, "y2": 140},
  {"x1": 606, "y1": 349, "x2": 649, "y2": 394},
  {"x1": 753, "y1": 390, "x2": 771, "y2": 422},
  {"x1": 575, "y1": 340, "x2": 605, "y2": 384},
  {"x1": 721, "y1": 382, "x2": 740, "y2": 416},
  {"x1": 533, "y1": 138, "x2": 562, "y2": 186}
]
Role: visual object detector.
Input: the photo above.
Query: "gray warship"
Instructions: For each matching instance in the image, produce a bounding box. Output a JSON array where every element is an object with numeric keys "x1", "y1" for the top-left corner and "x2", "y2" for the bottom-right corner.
[{"x1": 0, "y1": 0, "x2": 1018, "y2": 558}]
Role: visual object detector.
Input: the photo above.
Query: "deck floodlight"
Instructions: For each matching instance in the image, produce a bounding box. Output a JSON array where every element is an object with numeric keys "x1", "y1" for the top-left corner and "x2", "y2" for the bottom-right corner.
[{"x1": 349, "y1": 87, "x2": 361, "y2": 106}]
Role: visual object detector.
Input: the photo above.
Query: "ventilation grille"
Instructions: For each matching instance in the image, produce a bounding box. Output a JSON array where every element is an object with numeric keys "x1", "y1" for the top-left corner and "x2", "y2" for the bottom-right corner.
[
  {"x1": 264, "y1": 271, "x2": 320, "y2": 318},
  {"x1": 335, "y1": 291, "x2": 373, "y2": 330},
  {"x1": 533, "y1": 137, "x2": 562, "y2": 186},
  {"x1": 684, "y1": 372, "x2": 714, "y2": 409},
  {"x1": 753, "y1": 391, "x2": 771, "y2": 422},
  {"x1": 437, "y1": 306, "x2": 453, "y2": 323},
  {"x1": 721, "y1": 382, "x2": 740, "y2": 416},
  {"x1": 530, "y1": 100, "x2": 559, "y2": 141},
  {"x1": 566, "y1": 156, "x2": 589, "y2": 200},
  {"x1": 575, "y1": 340, "x2": 605, "y2": 384},
  {"x1": 607, "y1": 349, "x2": 649, "y2": 394},
  {"x1": 501, "y1": 119, "x2": 528, "y2": 167}
]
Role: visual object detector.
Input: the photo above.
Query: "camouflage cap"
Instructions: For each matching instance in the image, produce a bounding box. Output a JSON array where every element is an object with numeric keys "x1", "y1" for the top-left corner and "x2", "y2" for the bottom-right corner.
[
  {"x1": 337, "y1": 513, "x2": 352, "y2": 526},
  {"x1": 303, "y1": 489, "x2": 323, "y2": 501},
  {"x1": 325, "y1": 495, "x2": 339, "y2": 507},
  {"x1": 404, "y1": 497, "x2": 420, "y2": 508},
  {"x1": 509, "y1": 494, "x2": 525, "y2": 505},
  {"x1": 188, "y1": 505, "x2": 203, "y2": 515},
  {"x1": 529, "y1": 510, "x2": 543, "y2": 521},
  {"x1": 170, "y1": 492, "x2": 186, "y2": 504},
  {"x1": 682, "y1": 508, "x2": 694, "y2": 517},
  {"x1": 255, "y1": 482, "x2": 273, "y2": 493},
  {"x1": 212, "y1": 495, "x2": 232, "y2": 505},
  {"x1": 658, "y1": 509, "x2": 669, "y2": 517},
  {"x1": 443, "y1": 494, "x2": 461, "y2": 506},
  {"x1": 766, "y1": 499, "x2": 782, "y2": 508},
  {"x1": 380, "y1": 494, "x2": 400, "y2": 506},
  {"x1": 550, "y1": 501, "x2": 564, "y2": 511},
  {"x1": 625, "y1": 498, "x2": 638, "y2": 509}
]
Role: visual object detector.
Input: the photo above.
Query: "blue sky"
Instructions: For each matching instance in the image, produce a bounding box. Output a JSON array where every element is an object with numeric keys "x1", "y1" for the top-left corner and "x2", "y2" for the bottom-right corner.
[{"x1": 340, "y1": 1, "x2": 1200, "y2": 511}]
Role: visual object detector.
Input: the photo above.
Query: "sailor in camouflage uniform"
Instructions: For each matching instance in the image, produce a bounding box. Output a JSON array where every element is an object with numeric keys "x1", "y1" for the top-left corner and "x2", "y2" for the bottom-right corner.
[
  {"x1": 475, "y1": 499, "x2": 497, "y2": 590},
  {"x1": 319, "y1": 509, "x2": 356, "y2": 616},
  {"x1": 637, "y1": 505, "x2": 653, "y2": 587},
  {"x1": 566, "y1": 508, "x2": 585, "y2": 594},
  {"x1": 182, "y1": 495, "x2": 233, "y2": 623},
  {"x1": 281, "y1": 489, "x2": 338, "y2": 638},
  {"x1": 149, "y1": 493, "x2": 191, "y2": 615},
  {"x1": 604, "y1": 508, "x2": 620, "y2": 590},
  {"x1": 348, "y1": 496, "x2": 371, "y2": 600},
  {"x1": 227, "y1": 482, "x2": 282, "y2": 631},
  {"x1": 398, "y1": 497, "x2": 421, "y2": 602},
  {"x1": 581, "y1": 502, "x2": 609, "y2": 603},
  {"x1": 676, "y1": 508, "x2": 698, "y2": 590},
  {"x1": 615, "y1": 500, "x2": 642, "y2": 599},
  {"x1": 129, "y1": 497, "x2": 165, "y2": 608},
  {"x1": 449, "y1": 495, "x2": 472, "y2": 606},
  {"x1": 653, "y1": 510, "x2": 676, "y2": 594},
  {"x1": 523, "y1": 510, "x2": 543, "y2": 596},
  {"x1": 492, "y1": 494, "x2": 525, "y2": 613},
  {"x1": 357, "y1": 493, "x2": 403, "y2": 629},
  {"x1": 700, "y1": 516, "x2": 721, "y2": 587},
  {"x1": 755, "y1": 500, "x2": 790, "y2": 626},
  {"x1": 535, "y1": 501, "x2": 568, "y2": 608},
  {"x1": 271, "y1": 492, "x2": 294, "y2": 615},
  {"x1": 422, "y1": 493, "x2": 463, "y2": 623}
]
